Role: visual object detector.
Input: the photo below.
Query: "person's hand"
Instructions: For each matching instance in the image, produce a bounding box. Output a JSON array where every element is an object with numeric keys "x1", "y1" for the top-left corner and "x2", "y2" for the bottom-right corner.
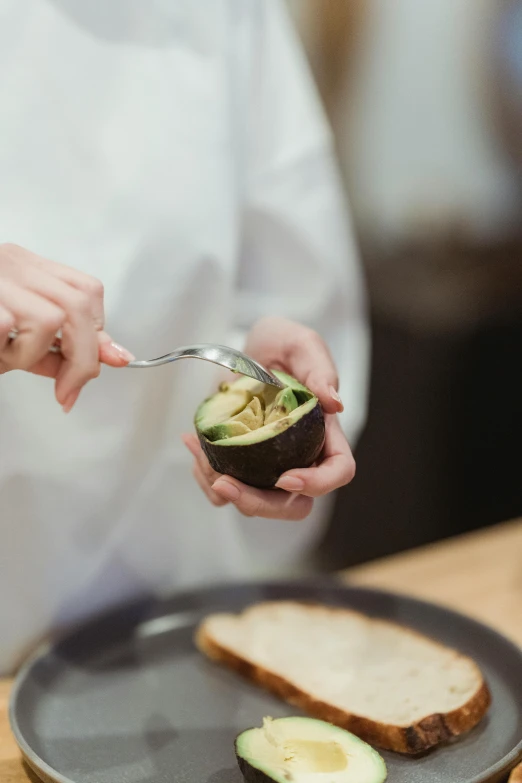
[
  {"x1": 0, "y1": 243, "x2": 134, "y2": 411},
  {"x1": 182, "y1": 316, "x2": 355, "y2": 520}
]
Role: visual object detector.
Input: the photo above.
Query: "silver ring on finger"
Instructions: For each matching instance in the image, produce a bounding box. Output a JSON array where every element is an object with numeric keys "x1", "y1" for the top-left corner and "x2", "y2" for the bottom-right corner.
[{"x1": 7, "y1": 328, "x2": 62, "y2": 354}]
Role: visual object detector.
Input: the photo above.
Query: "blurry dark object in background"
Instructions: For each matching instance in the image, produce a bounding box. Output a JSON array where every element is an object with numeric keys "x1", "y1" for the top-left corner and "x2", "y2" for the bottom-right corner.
[
  {"x1": 288, "y1": 0, "x2": 522, "y2": 571},
  {"x1": 313, "y1": 233, "x2": 522, "y2": 571},
  {"x1": 451, "y1": 311, "x2": 522, "y2": 530}
]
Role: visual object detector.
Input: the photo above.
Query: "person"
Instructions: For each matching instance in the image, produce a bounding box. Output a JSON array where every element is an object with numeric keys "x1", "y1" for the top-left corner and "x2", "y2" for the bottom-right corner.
[{"x1": 0, "y1": 0, "x2": 369, "y2": 673}]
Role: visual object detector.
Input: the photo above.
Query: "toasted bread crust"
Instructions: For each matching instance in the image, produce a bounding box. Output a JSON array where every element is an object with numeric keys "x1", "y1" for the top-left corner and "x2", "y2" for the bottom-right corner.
[
  {"x1": 509, "y1": 763, "x2": 522, "y2": 783},
  {"x1": 195, "y1": 604, "x2": 492, "y2": 755}
]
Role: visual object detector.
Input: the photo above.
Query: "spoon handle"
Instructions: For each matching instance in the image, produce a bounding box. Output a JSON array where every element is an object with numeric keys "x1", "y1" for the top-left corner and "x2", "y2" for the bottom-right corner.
[
  {"x1": 6, "y1": 332, "x2": 284, "y2": 388},
  {"x1": 127, "y1": 344, "x2": 284, "y2": 389}
]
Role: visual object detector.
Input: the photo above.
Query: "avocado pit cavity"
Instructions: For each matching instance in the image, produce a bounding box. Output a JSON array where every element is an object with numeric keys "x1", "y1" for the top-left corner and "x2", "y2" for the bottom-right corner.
[
  {"x1": 201, "y1": 386, "x2": 300, "y2": 443},
  {"x1": 262, "y1": 718, "x2": 347, "y2": 774},
  {"x1": 235, "y1": 717, "x2": 387, "y2": 783}
]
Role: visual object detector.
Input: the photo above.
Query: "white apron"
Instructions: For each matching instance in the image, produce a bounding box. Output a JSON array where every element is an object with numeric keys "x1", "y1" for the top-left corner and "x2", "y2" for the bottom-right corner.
[{"x1": 0, "y1": 0, "x2": 369, "y2": 672}]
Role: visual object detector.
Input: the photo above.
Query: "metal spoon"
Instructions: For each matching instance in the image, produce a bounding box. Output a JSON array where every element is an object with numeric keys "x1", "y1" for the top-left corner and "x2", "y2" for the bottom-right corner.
[
  {"x1": 127, "y1": 344, "x2": 284, "y2": 387},
  {"x1": 6, "y1": 330, "x2": 284, "y2": 389}
]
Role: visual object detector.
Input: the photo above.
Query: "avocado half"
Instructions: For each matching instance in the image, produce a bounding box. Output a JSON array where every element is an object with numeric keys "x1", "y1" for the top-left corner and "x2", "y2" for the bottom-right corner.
[
  {"x1": 194, "y1": 370, "x2": 325, "y2": 488},
  {"x1": 235, "y1": 717, "x2": 387, "y2": 783}
]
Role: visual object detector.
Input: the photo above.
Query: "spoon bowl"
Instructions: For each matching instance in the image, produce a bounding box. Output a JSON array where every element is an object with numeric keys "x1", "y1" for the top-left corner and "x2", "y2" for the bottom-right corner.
[{"x1": 127, "y1": 343, "x2": 284, "y2": 388}]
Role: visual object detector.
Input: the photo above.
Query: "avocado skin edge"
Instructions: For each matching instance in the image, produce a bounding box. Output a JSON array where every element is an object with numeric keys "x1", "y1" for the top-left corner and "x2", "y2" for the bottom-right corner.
[
  {"x1": 236, "y1": 752, "x2": 276, "y2": 783},
  {"x1": 197, "y1": 403, "x2": 325, "y2": 489}
]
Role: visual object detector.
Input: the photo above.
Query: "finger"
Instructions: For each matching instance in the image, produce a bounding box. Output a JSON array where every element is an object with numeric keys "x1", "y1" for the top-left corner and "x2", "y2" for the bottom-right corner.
[
  {"x1": 182, "y1": 433, "x2": 222, "y2": 485},
  {"x1": 0, "y1": 304, "x2": 15, "y2": 352},
  {"x1": 184, "y1": 432, "x2": 314, "y2": 518},
  {"x1": 246, "y1": 317, "x2": 343, "y2": 414},
  {"x1": 14, "y1": 266, "x2": 101, "y2": 404},
  {"x1": 211, "y1": 477, "x2": 314, "y2": 521},
  {"x1": 29, "y1": 260, "x2": 135, "y2": 366},
  {"x1": 52, "y1": 331, "x2": 136, "y2": 367},
  {"x1": 62, "y1": 388, "x2": 82, "y2": 414},
  {"x1": 0, "y1": 281, "x2": 64, "y2": 370},
  {"x1": 182, "y1": 433, "x2": 201, "y2": 458},
  {"x1": 2, "y1": 243, "x2": 106, "y2": 329},
  {"x1": 268, "y1": 323, "x2": 344, "y2": 413},
  {"x1": 276, "y1": 453, "x2": 355, "y2": 498},
  {"x1": 22, "y1": 332, "x2": 132, "y2": 378},
  {"x1": 53, "y1": 267, "x2": 105, "y2": 330},
  {"x1": 289, "y1": 334, "x2": 343, "y2": 415},
  {"x1": 192, "y1": 462, "x2": 229, "y2": 507},
  {"x1": 275, "y1": 415, "x2": 355, "y2": 497},
  {"x1": 27, "y1": 352, "x2": 63, "y2": 378},
  {"x1": 98, "y1": 332, "x2": 135, "y2": 367},
  {"x1": 28, "y1": 251, "x2": 106, "y2": 330}
]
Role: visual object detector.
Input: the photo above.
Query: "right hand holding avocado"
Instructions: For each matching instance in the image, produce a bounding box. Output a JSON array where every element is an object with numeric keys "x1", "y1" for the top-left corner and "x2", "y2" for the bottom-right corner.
[
  {"x1": 183, "y1": 317, "x2": 356, "y2": 521},
  {"x1": 0, "y1": 243, "x2": 134, "y2": 411}
]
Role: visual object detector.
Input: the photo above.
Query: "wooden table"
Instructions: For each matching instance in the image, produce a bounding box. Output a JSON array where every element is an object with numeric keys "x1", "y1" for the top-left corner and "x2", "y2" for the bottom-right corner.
[
  {"x1": 345, "y1": 517, "x2": 522, "y2": 648},
  {"x1": 1, "y1": 518, "x2": 521, "y2": 783}
]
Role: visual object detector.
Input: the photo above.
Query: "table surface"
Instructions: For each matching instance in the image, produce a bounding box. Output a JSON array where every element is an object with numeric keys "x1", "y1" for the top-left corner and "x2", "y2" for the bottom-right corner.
[{"x1": 1, "y1": 518, "x2": 521, "y2": 783}]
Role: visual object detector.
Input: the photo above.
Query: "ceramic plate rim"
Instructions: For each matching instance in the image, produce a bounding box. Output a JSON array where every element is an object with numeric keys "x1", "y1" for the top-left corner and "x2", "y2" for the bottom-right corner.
[{"x1": 8, "y1": 579, "x2": 522, "y2": 783}]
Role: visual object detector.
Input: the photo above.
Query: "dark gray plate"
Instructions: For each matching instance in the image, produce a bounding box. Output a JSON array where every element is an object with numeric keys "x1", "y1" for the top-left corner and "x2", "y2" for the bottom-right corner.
[{"x1": 9, "y1": 580, "x2": 522, "y2": 783}]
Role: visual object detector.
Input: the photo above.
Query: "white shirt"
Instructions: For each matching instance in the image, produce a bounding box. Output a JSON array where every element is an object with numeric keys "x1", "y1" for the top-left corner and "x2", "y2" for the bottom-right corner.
[{"x1": 0, "y1": 0, "x2": 369, "y2": 673}]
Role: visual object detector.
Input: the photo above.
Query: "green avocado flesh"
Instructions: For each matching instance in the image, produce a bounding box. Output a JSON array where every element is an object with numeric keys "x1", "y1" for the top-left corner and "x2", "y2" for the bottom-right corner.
[
  {"x1": 194, "y1": 371, "x2": 325, "y2": 488},
  {"x1": 195, "y1": 372, "x2": 309, "y2": 446},
  {"x1": 235, "y1": 717, "x2": 387, "y2": 783}
]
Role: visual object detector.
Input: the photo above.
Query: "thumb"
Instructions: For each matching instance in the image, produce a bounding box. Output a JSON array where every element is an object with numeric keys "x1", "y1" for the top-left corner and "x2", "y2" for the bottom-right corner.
[
  {"x1": 304, "y1": 368, "x2": 344, "y2": 415},
  {"x1": 289, "y1": 337, "x2": 343, "y2": 414}
]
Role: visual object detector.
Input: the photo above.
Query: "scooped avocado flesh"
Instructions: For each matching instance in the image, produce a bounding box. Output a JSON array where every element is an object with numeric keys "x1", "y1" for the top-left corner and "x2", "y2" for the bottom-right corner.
[
  {"x1": 194, "y1": 370, "x2": 325, "y2": 487},
  {"x1": 196, "y1": 371, "x2": 312, "y2": 447},
  {"x1": 202, "y1": 395, "x2": 265, "y2": 441},
  {"x1": 235, "y1": 717, "x2": 387, "y2": 783},
  {"x1": 265, "y1": 387, "x2": 299, "y2": 425}
]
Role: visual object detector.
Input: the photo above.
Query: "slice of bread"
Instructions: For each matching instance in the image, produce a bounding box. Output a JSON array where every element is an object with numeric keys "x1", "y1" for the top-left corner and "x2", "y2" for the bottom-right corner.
[{"x1": 195, "y1": 601, "x2": 491, "y2": 754}]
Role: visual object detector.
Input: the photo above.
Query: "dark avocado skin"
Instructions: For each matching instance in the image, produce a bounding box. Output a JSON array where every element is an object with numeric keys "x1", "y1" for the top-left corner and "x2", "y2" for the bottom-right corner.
[
  {"x1": 198, "y1": 403, "x2": 325, "y2": 489},
  {"x1": 236, "y1": 752, "x2": 275, "y2": 783}
]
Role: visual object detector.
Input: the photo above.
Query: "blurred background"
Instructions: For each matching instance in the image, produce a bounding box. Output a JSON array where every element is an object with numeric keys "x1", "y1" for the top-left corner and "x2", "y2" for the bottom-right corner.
[{"x1": 285, "y1": 0, "x2": 522, "y2": 570}]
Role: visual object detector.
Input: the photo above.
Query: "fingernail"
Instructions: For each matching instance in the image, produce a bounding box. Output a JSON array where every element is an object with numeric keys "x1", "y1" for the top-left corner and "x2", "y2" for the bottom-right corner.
[
  {"x1": 330, "y1": 386, "x2": 344, "y2": 410},
  {"x1": 62, "y1": 389, "x2": 81, "y2": 414},
  {"x1": 276, "y1": 477, "x2": 305, "y2": 492},
  {"x1": 109, "y1": 342, "x2": 135, "y2": 363},
  {"x1": 212, "y1": 479, "x2": 240, "y2": 501}
]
